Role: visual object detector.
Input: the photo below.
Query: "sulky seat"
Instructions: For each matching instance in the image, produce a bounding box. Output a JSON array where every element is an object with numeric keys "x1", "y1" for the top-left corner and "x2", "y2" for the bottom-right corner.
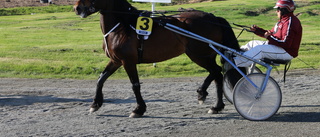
[{"x1": 261, "y1": 58, "x2": 291, "y2": 83}]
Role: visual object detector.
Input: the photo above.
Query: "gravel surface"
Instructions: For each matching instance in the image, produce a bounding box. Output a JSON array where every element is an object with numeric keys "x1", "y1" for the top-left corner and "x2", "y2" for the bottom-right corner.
[{"x1": 1, "y1": 69, "x2": 319, "y2": 136}]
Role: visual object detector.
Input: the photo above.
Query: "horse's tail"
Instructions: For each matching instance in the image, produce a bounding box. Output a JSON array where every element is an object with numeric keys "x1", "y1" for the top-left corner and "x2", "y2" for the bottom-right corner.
[{"x1": 216, "y1": 17, "x2": 246, "y2": 88}]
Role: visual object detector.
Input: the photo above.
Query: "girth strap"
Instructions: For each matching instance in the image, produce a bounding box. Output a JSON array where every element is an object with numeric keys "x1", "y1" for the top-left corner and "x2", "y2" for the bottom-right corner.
[{"x1": 137, "y1": 35, "x2": 145, "y2": 64}]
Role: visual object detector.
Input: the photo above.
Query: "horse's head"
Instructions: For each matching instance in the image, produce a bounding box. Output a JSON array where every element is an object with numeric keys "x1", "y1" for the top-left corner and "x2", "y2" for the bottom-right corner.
[{"x1": 74, "y1": 0, "x2": 99, "y2": 18}]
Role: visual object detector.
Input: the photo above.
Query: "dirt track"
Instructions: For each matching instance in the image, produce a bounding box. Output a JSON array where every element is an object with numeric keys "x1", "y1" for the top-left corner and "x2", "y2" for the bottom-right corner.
[{"x1": 1, "y1": 69, "x2": 320, "y2": 136}]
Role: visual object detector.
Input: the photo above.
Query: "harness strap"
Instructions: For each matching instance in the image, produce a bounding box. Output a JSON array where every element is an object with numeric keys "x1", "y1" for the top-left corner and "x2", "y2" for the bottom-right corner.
[
  {"x1": 130, "y1": 25, "x2": 147, "y2": 64},
  {"x1": 103, "y1": 23, "x2": 120, "y2": 57}
]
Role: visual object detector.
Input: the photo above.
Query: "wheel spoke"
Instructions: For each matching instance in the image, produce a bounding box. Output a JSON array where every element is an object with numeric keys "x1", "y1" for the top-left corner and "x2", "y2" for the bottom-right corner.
[{"x1": 233, "y1": 73, "x2": 281, "y2": 120}]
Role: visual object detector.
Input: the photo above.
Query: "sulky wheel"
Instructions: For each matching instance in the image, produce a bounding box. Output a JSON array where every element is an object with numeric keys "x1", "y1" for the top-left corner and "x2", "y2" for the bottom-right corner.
[
  {"x1": 223, "y1": 67, "x2": 262, "y2": 104},
  {"x1": 233, "y1": 73, "x2": 282, "y2": 121}
]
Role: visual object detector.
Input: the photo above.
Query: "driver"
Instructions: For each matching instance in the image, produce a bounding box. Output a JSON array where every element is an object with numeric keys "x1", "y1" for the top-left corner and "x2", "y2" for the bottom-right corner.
[{"x1": 233, "y1": 0, "x2": 302, "y2": 67}]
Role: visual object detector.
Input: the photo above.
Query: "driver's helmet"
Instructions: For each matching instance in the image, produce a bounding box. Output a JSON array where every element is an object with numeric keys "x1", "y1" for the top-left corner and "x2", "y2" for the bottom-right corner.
[{"x1": 274, "y1": 0, "x2": 296, "y2": 12}]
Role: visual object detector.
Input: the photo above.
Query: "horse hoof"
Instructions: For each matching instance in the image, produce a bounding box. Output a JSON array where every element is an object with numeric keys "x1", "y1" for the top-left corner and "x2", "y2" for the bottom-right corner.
[
  {"x1": 129, "y1": 113, "x2": 142, "y2": 118},
  {"x1": 89, "y1": 107, "x2": 99, "y2": 113},
  {"x1": 208, "y1": 105, "x2": 225, "y2": 114},
  {"x1": 198, "y1": 100, "x2": 204, "y2": 105},
  {"x1": 208, "y1": 109, "x2": 219, "y2": 114}
]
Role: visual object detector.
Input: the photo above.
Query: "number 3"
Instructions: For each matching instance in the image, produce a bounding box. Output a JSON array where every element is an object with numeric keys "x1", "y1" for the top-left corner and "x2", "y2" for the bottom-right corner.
[
  {"x1": 136, "y1": 17, "x2": 153, "y2": 35},
  {"x1": 139, "y1": 17, "x2": 150, "y2": 30}
]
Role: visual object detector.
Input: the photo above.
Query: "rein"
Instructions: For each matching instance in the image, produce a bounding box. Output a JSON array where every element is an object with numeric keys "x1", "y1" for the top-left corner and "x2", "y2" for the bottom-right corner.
[
  {"x1": 99, "y1": 9, "x2": 237, "y2": 30},
  {"x1": 83, "y1": 0, "x2": 248, "y2": 33},
  {"x1": 232, "y1": 23, "x2": 253, "y2": 39}
]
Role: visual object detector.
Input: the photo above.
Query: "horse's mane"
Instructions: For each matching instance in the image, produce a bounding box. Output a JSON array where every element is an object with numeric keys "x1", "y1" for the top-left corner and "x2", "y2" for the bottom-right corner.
[{"x1": 114, "y1": 0, "x2": 137, "y2": 11}]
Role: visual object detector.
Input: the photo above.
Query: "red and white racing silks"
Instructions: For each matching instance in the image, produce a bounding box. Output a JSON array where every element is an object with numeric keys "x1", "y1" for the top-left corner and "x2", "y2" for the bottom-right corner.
[{"x1": 254, "y1": 12, "x2": 302, "y2": 58}]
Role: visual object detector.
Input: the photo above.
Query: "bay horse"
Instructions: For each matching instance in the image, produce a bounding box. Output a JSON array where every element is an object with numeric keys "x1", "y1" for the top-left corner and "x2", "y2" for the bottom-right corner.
[{"x1": 74, "y1": 0, "x2": 243, "y2": 118}]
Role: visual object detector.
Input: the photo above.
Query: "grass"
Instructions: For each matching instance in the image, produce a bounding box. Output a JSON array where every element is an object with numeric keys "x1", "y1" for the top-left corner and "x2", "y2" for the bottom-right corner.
[
  {"x1": 0, "y1": 0, "x2": 319, "y2": 79},
  {"x1": 0, "y1": 5, "x2": 74, "y2": 16}
]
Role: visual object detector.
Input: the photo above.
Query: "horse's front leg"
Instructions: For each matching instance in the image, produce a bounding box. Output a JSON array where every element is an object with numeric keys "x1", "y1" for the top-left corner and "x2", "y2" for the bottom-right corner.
[
  {"x1": 90, "y1": 61, "x2": 121, "y2": 113},
  {"x1": 123, "y1": 63, "x2": 146, "y2": 118}
]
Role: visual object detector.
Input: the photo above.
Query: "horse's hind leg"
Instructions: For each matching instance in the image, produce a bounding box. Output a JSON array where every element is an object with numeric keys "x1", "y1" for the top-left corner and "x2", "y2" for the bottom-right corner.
[
  {"x1": 186, "y1": 52, "x2": 225, "y2": 113},
  {"x1": 90, "y1": 61, "x2": 121, "y2": 113},
  {"x1": 122, "y1": 62, "x2": 146, "y2": 118},
  {"x1": 199, "y1": 67, "x2": 225, "y2": 114},
  {"x1": 197, "y1": 73, "x2": 214, "y2": 105},
  {"x1": 207, "y1": 70, "x2": 225, "y2": 114},
  {"x1": 198, "y1": 65, "x2": 225, "y2": 113}
]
